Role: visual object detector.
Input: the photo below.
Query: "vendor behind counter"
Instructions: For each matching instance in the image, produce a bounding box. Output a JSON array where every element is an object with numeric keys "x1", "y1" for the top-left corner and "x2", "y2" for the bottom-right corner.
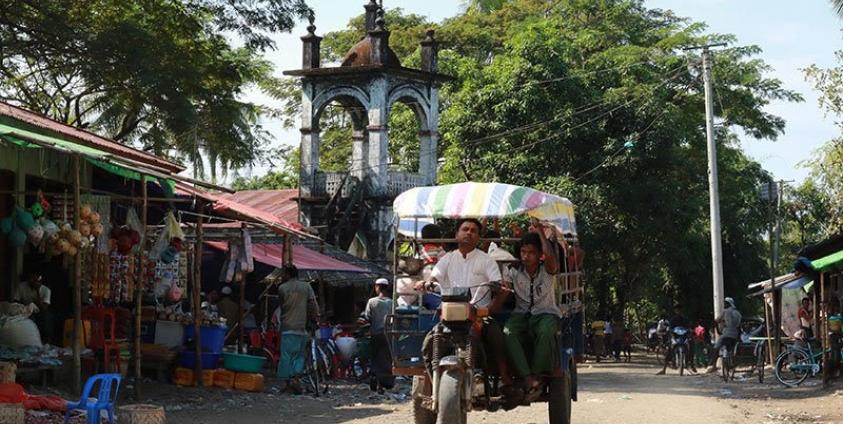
[{"x1": 12, "y1": 270, "x2": 52, "y2": 345}]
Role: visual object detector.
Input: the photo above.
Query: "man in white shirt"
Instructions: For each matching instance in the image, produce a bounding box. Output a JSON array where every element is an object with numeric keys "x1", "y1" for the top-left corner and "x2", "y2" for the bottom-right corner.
[
  {"x1": 417, "y1": 219, "x2": 514, "y2": 395},
  {"x1": 14, "y1": 271, "x2": 52, "y2": 344}
]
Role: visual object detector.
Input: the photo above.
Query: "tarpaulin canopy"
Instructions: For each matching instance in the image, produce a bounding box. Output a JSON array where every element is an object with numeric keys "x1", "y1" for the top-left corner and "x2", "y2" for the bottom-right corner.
[
  {"x1": 205, "y1": 241, "x2": 366, "y2": 273},
  {"x1": 0, "y1": 120, "x2": 228, "y2": 193},
  {"x1": 393, "y1": 182, "x2": 577, "y2": 236},
  {"x1": 810, "y1": 249, "x2": 843, "y2": 272}
]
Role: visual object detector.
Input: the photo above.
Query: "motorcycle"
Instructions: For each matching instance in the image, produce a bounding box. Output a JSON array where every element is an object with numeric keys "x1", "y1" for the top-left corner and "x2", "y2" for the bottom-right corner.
[
  {"x1": 670, "y1": 326, "x2": 691, "y2": 376},
  {"x1": 414, "y1": 284, "x2": 573, "y2": 424}
]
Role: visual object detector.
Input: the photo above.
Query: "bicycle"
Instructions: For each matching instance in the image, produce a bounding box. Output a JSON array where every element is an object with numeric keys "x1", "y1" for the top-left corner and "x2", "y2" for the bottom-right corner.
[
  {"x1": 774, "y1": 339, "x2": 843, "y2": 387},
  {"x1": 301, "y1": 336, "x2": 332, "y2": 396},
  {"x1": 719, "y1": 341, "x2": 736, "y2": 382}
]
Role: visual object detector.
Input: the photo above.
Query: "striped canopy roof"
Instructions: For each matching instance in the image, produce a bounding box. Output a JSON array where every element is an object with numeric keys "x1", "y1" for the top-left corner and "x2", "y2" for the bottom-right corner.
[{"x1": 393, "y1": 182, "x2": 577, "y2": 236}]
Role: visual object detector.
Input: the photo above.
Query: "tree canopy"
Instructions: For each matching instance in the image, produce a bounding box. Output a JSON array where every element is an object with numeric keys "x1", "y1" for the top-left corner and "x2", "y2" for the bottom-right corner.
[
  {"x1": 285, "y1": 0, "x2": 799, "y2": 322},
  {"x1": 0, "y1": 0, "x2": 310, "y2": 181}
]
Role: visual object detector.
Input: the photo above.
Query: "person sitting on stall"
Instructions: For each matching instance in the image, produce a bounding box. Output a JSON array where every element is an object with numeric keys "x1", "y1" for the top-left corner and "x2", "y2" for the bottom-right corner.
[
  {"x1": 14, "y1": 270, "x2": 52, "y2": 344},
  {"x1": 415, "y1": 219, "x2": 515, "y2": 399},
  {"x1": 277, "y1": 264, "x2": 320, "y2": 393},
  {"x1": 215, "y1": 286, "x2": 239, "y2": 327},
  {"x1": 503, "y1": 222, "x2": 560, "y2": 401},
  {"x1": 359, "y1": 278, "x2": 395, "y2": 394}
]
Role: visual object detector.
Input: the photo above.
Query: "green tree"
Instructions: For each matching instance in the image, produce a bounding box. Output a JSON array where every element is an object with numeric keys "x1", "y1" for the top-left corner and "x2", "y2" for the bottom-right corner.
[
  {"x1": 0, "y1": 0, "x2": 310, "y2": 180},
  {"x1": 433, "y1": 0, "x2": 798, "y2": 320},
  {"x1": 274, "y1": 1, "x2": 797, "y2": 322}
]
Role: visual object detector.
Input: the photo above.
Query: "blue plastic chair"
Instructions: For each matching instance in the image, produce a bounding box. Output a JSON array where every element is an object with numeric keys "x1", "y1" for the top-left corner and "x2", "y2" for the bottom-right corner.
[{"x1": 63, "y1": 373, "x2": 122, "y2": 424}]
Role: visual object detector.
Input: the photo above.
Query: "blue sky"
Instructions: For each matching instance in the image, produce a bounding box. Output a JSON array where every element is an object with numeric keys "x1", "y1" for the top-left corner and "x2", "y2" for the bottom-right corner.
[{"x1": 247, "y1": 1, "x2": 842, "y2": 183}]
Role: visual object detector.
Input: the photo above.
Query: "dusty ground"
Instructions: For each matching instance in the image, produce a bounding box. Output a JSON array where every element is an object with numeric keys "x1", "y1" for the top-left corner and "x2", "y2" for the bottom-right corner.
[{"x1": 38, "y1": 352, "x2": 843, "y2": 423}]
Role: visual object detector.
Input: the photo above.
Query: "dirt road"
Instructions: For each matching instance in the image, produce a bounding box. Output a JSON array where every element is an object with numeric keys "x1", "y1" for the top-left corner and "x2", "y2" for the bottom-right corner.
[{"x1": 161, "y1": 355, "x2": 843, "y2": 424}]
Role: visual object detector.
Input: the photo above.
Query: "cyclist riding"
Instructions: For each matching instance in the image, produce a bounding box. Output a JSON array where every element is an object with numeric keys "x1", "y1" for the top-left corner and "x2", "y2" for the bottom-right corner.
[{"x1": 706, "y1": 297, "x2": 742, "y2": 373}]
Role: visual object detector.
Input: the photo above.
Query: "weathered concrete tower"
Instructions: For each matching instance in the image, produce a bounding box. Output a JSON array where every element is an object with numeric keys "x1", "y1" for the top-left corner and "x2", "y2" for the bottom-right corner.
[{"x1": 284, "y1": 2, "x2": 449, "y2": 261}]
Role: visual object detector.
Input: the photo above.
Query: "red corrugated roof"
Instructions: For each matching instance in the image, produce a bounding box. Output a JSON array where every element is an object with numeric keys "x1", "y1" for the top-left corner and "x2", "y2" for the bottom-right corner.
[
  {"x1": 218, "y1": 190, "x2": 300, "y2": 228},
  {"x1": 0, "y1": 101, "x2": 184, "y2": 173},
  {"x1": 205, "y1": 241, "x2": 366, "y2": 273}
]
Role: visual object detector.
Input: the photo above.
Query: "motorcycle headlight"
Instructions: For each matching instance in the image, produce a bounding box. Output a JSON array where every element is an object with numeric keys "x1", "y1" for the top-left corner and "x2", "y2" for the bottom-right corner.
[{"x1": 441, "y1": 302, "x2": 471, "y2": 322}]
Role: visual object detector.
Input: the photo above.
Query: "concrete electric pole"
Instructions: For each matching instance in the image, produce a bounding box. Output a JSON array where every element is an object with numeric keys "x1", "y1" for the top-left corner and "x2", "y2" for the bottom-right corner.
[{"x1": 687, "y1": 42, "x2": 727, "y2": 321}]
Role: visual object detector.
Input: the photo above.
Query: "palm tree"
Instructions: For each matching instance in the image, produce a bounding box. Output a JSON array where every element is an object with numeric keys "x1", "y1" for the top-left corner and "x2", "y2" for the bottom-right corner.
[{"x1": 834, "y1": 0, "x2": 843, "y2": 16}]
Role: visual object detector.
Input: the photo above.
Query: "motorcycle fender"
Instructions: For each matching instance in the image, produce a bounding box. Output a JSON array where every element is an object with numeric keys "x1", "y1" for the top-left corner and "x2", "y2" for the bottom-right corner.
[{"x1": 436, "y1": 355, "x2": 461, "y2": 370}]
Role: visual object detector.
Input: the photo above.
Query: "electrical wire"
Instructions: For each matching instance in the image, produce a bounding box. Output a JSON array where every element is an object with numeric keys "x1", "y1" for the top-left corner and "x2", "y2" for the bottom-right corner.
[{"x1": 497, "y1": 63, "x2": 689, "y2": 155}]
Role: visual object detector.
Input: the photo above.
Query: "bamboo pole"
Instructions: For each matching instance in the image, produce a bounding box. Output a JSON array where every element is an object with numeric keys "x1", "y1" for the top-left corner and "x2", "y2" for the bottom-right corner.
[
  {"x1": 821, "y1": 272, "x2": 830, "y2": 386},
  {"x1": 193, "y1": 203, "x2": 205, "y2": 385},
  {"x1": 134, "y1": 177, "x2": 147, "y2": 394},
  {"x1": 763, "y1": 295, "x2": 775, "y2": 366},
  {"x1": 72, "y1": 154, "x2": 82, "y2": 394}
]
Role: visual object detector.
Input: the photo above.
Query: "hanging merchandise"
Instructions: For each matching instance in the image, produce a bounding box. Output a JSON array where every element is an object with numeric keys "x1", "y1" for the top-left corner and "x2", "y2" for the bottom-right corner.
[
  {"x1": 109, "y1": 252, "x2": 133, "y2": 303},
  {"x1": 126, "y1": 208, "x2": 144, "y2": 240},
  {"x1": 111, "y1": 227, "x2": 140, "y2": 255},
  {"x1": 8, "y1": 227, "x2": 26, "y2": 248},
  {"x1": 14, "y1": 207, "x2": 35, "y2": 231},
  {"x1": 26, "y1": 224, "x2": 44, "y2": 245},
  {"x1": 241, "y1": 229, "x2": 254, "y2": 273},
  {"x1": 0, "y1": 216, "x2": 13, "y2": 234}
]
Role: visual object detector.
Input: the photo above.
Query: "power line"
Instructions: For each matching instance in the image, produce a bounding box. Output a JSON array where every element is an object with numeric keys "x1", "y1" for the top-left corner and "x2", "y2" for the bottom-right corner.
[
  {"x1": 499, "y1": 63, "x2": 689, "y2": 155},
  {"x1": 461, "y1": 62, "x2": 689, "y2": 150}
]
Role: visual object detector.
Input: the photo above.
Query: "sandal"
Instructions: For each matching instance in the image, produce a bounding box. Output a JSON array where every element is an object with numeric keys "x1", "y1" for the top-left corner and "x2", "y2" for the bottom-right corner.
[{"x1": 522, "y1": 376, "x2": 542, "y2": 402}]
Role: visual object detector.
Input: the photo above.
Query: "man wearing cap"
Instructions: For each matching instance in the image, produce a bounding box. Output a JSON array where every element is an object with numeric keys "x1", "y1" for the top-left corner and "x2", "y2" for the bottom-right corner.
[
  {"x1": 215, "y1": 286, "x2": 239, "y2": 332},
  {"x1": 706, "y1": 297, "x2": 742, "y2": 373},
  {"x1": 359, "y1": 278, "x2": 395, "y2": 393}
]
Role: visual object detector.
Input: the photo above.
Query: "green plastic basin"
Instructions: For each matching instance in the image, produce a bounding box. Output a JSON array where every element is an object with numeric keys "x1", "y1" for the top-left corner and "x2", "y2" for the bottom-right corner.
[{"x1": 222, "y1": 352, "x2": 266, "y2": 373}]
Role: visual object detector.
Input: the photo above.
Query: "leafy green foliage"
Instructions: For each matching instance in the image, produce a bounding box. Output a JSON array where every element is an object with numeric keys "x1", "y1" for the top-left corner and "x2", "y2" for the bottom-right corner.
[
  {"x1": 431, "y1": 0, "x2": 798, "y2": 320},
  {"x1": 273, "y1": 0, "x2": 797, "y2": 322},
  {"x1": 0, "y1": 0, "x2": 310, "y2": 179}
]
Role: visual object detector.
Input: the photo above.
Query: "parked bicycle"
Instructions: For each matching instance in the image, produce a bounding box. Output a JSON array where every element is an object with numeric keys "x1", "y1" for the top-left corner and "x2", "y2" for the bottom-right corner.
[
  {"x1": 774, "y1": 339, "x2": 843, "y2": 387},
  {"x1": 302, "y1": 335, "x2": 332, "y2": 396}
]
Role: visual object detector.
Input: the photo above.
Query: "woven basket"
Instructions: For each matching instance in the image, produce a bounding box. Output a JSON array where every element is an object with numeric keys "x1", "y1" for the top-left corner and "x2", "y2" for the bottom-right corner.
[
  {"x1": 118, "y1": 404, "x2": 166, "y2": 424},
  {"x1": 0, "y1": 403, "x2": 24, "y2": 424},
  {"x1": 0, "y1": 361, "x2": 16, "y2": 383}
]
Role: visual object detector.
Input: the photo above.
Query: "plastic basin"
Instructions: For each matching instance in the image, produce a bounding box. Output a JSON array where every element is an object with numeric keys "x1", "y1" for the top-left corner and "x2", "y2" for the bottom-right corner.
[{"x1": 222, "y1": 352, "x2": 266, "y2": 373}]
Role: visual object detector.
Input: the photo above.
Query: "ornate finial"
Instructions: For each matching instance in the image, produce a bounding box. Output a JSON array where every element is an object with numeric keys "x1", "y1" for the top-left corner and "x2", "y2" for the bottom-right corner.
[
  {"x1": 306, "y1": 9, "x2": 316, "y2": 34},
  {"x1": 375, "y1": 7, "x2": 386, "y2": 31}
]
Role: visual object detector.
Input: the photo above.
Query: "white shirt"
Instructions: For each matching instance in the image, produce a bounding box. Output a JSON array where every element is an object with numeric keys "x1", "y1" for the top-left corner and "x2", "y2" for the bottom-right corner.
[
  {"x1": 432, "y1": 249, "x2": 502, "y2": 308},
  {"x1": 14, "y1": 283, "x2": 51, "y2": 307}
]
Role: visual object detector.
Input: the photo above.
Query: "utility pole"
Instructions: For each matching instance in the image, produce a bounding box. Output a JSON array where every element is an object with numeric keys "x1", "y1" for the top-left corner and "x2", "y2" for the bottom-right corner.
[{"x1": 686, "y1": 42, "x2": 727, "y2": 321}]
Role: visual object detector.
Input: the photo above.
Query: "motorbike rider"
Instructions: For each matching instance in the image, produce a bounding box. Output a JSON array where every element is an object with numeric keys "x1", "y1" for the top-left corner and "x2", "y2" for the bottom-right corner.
[
  {"x1": 502, "y1": 221, "x2": 559, "y2": 401},
  {"x1": 656, "y1": 304, "x2": 696, "y2": 375},
  {"x1": 706, "y1": 297, "x2": 742, "y2": 373},
  {"x1": 416, "y1": 219, "x2": 515, "y2": 398}
]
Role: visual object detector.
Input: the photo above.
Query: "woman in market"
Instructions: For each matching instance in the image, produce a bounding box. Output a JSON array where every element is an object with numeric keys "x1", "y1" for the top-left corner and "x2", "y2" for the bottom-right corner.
[{"x1": 13, "y1": 270, "x2": 52, "y2": 344}]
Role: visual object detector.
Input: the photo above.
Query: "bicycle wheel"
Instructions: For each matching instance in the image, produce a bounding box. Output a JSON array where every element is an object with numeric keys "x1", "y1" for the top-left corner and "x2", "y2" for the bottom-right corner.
[
  {"x1": 756, "y1": 345, "x2": 766, "y2": 383},
  {"x1": 774, "y1": 348, "x2": 811, "y2": 387},
  {"x1": 303, "y1": 340, "x2": 322, "y2": 396}
]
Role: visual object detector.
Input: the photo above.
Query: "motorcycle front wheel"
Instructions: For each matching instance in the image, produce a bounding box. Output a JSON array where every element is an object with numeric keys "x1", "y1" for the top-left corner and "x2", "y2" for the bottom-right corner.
[{"x1": 436, "y1": 369, "x2": 467, "y2": 424}]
